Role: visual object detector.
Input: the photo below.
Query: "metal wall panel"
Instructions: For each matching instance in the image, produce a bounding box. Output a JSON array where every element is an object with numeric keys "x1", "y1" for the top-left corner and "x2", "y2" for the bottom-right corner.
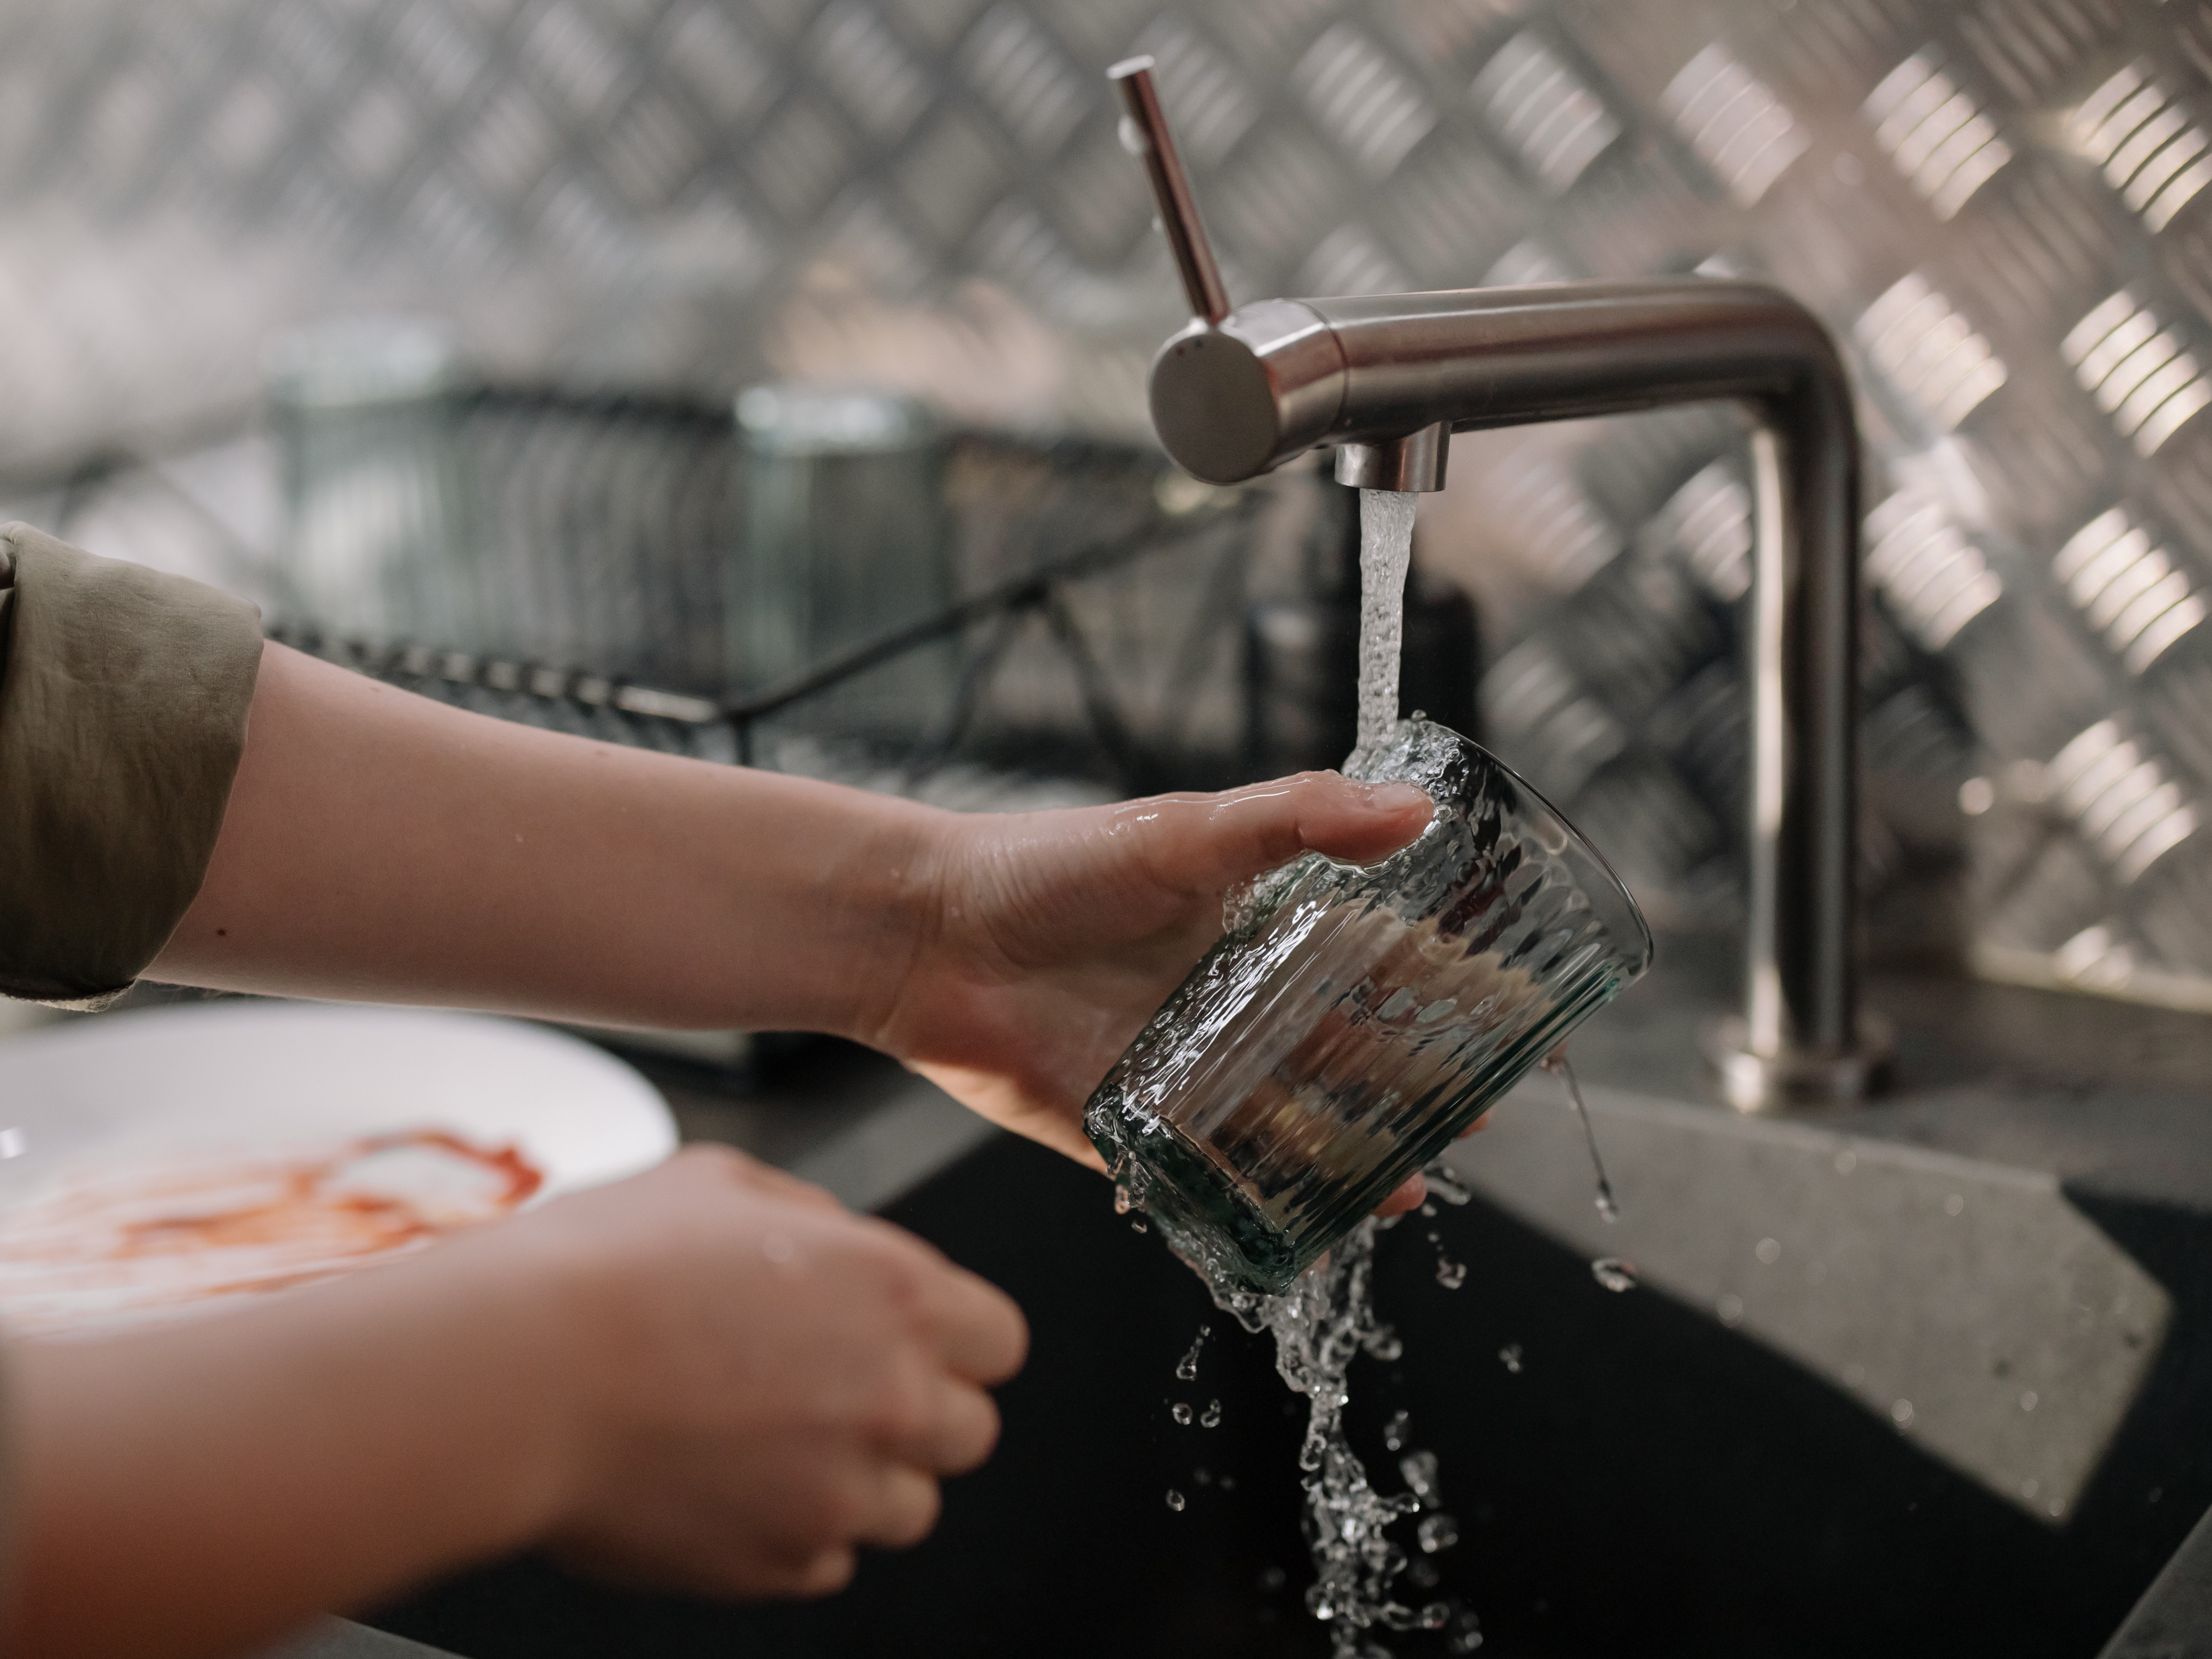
[{"x1": 6, "y1": 0, "x2": 2212, "y2": 1006}]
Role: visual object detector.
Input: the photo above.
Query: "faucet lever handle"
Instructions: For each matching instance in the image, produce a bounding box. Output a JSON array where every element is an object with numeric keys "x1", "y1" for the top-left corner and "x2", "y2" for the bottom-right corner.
[{"x1": 1108, "y1": 56, "x2": 1230, "y2": 325}]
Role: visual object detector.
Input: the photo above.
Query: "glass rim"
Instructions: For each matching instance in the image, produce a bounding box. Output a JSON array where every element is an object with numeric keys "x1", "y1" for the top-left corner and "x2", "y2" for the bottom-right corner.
[{"x1": 1347, "y1": 717, "x2": 1655, "y2": 976}]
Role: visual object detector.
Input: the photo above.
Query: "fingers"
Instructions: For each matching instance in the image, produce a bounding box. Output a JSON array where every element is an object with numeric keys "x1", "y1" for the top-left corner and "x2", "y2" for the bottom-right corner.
[
  {"x1": 883, "y1": 1373, "x2": 1001, "y2": 1474},
  {"x1": 1377, "y1": 1172, "x2": 1427, "y2": 1217},
  {"x1": 855, "y1": 1465, "x2": 944, "y2": 1550},
  {"x1": 905, "y1": 1249, "x2": 1029, "y2": 1385},
  {"x1": 1126, "y1": 772, "x2": 1433, "y2": 897},
  {"x1": 788, "y1": 1546, "x2": 859, "y2": 1598}
]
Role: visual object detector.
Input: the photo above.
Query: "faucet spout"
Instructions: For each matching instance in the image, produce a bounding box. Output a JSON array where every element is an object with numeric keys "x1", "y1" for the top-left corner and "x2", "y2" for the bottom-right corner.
[{"x1": 1109, "y1": 62, "x2": 1883, "y2": 1108}]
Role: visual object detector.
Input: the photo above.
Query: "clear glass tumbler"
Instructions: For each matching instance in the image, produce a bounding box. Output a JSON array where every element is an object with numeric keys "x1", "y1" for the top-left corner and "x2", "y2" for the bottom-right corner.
[{"x1": 1086, "y1": 717, "x2": 1653, "y2": 1294}]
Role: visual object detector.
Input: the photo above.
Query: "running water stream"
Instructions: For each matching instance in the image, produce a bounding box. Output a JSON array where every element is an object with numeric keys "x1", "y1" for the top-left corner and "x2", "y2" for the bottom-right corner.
[
  {"x1": 1204, "y1": 490, "x2": 1452, "y2": 1656},
  {"x1": 1153, "y1": 490, "x2": 1617, "y2": 1654},
  {"x1": 1353, "y1": 490, "x2": 1418, "y2": 764}
]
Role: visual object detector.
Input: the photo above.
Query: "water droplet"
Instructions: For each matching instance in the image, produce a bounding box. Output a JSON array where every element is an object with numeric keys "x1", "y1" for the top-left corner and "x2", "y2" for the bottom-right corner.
[
  {"x1": 2049, "y1": 1497, "x2": 2064, "y2": 1517},
  {"x1": 1172, "y1": 1402, "x2": 1193, "y2": 1425},
  {"x1": 1716, "y1": 1292, "x2": 1745, "y2": 1326},
  {"x1": 1498, "y1": 1343, "x2": 1523, "y2": 1374},
  {"x1": 2021, "y1": 1389, "x2": 2038, "y2": 1412},
  {"x1": 1259, "y1": 1564, "x2": 1287, "y2": 1591},
  {"x1": 1193, "y1": 1465, "x2": 1212, "y2": 1485},
  {"x1": 1113, "y1": 1184, "x2": 1133, "y2": 1215},
  {"x1": 1419, "y1": 1601, "x2": 1452, "y2": 1629},
  {"x1": 2151, "y1": 1486, "x2": 2165, "y2": 1504},
  {"x1": 1165, "y1": 1488, "x2": 1186, "y2": 1512},
  {"x1": 1424, "y1": 1164, "x2": 1474, "y2": 1206},
  {"x1": 1219, "y1": 1473, "x2": 1235, "y2": 1490},
  {"x1": 1435, "y1": 1254, "x2": 1467, "y2": 1289},
  {"x1": 1420, "y1": 1202, "x2": 1438, "y2": 1218},
  {"x1": 1546, "y1": 1050, "x2": 1621, "y2": 1224},
  {"x1": 1591, "y1": 1256, "x2": 1638, "y2": 1292},
  {"x1": 1200, "y1": 1399, "x2": 1223, "y2": 1428},
  {"x1": 1891, "y1": 1399, "x2": 1915, "y2": 1429},
  {"x1": 1945, "y1": 1192, "x2": 1965, "y2": 1216},
  {"x1": 1835, "y1": 1147, "x2": 1858, "y2": 1175},
  {"x1": 1417, "y1": 1513, "x2": 1460, "y2": 1554},
  {"x1": 1755, "y1": 1236, "x2": 1781, "y2": 1265},
  {"x1": 1383, "y1": 1408, "x2": 1411, "y2": 1451},
  {"x1": 1448, "y1": 1610, "x2": 1487, "y2": 1654},
  {"x1": 0, "y1": 1127, "x2": 25, "y2": 1160},
  {"x1": 2021, "y1": 1478, "x2": 2040, "y2": 1499},
  {"x1": 1175, "y1": 1328, "x2": 1207, "y2": 1381},
  {"x1": 1399, "y1": 1449, "x2": 1441, "y2": 1503},
  {"x1": 1130, "y1": 1217, "x2": 1149, "y2": 1233}
]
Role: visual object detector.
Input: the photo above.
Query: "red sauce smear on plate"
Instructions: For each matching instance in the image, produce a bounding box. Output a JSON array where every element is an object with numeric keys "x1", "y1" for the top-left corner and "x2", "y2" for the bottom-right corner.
[{"x1": 0, "y1": 1129, "x2": 545, "y2": 1336}]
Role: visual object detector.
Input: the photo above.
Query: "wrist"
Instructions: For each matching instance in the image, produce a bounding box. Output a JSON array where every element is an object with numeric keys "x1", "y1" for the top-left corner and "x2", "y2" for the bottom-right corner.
[{"x1": 832, "y1": 795, "x2": 968, "y2": 1053}]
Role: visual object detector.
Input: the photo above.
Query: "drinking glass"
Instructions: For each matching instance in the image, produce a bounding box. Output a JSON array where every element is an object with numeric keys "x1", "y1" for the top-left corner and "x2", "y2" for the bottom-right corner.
[
  {"x1": 729, "y1": 383, "x2": 953, "y2": 739},
  {"x1": 1086, "y1": 717, "x2": 1653, "y2": 1294}
]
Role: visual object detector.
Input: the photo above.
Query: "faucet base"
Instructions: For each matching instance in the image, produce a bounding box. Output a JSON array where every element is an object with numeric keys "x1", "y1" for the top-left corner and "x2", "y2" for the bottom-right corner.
[{"x1": 1699, "y1": 1014, "x2": 1893, "y2": 1113}]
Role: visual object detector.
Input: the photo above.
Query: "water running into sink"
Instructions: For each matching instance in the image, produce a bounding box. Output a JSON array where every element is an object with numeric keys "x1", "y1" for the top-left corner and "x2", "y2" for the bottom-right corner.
[
  {"x1": 1543, "y1": 1048, "x2": 1619, "y2": 1223},
  {"x1": 1210, "y1": 489, "x2": 1453, "y2": 1655},
  {"x1": 1353, "y1": 489, "x2": 1418, "y2": 766},
  {"x1": 1152, "y1": 493, "x2": 1480, "y2": 1653}
]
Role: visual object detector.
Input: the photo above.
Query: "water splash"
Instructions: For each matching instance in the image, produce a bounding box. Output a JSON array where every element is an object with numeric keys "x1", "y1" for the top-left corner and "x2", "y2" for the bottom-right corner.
[
  {"x1": 1590, "y1": 1257, "x2": 1639, "y2": 1293},
  {"x1": 1417, "y1": 1513, "x2": 1460, "y2": 1554},
  {"x1": 1498, "y1": 1343, "x2": 1523, "y2": 1374},
  {"x1": 1434, "y1": 1254, "x2": 1467, "y2": 1290},
  {"x1": 1200, "y1": 1219, "x2": 1442, "y2": 1656},
  {"x1": 1175, "y1": 1326, "x2": 1209, "y2": 1382},
  {"x1": 1398, "y1": 1450, "x2": 1440, "y2": 1503},
  {"x1": 1353, "y1": 489, "x2": 1418, "y2": 764},
  {"x1": 1541, "y1": 1048, "x2": 1618, "y2": 1223},
  {"x1": 1424, "y1": 1163, "x2": 1474, "y2": 1207}
]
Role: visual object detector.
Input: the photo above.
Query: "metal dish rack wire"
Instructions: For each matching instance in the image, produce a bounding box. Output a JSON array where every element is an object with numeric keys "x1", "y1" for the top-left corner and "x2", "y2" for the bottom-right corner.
[{"x1": 257, "y1": 384, "x2": 1271, "y2": 809}]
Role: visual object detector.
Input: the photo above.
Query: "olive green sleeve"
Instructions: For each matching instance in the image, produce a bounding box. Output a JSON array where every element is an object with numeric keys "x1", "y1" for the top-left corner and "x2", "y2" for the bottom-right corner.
[{"x1": 0, "y1": 523, "x2": 264, "y2": 1007}]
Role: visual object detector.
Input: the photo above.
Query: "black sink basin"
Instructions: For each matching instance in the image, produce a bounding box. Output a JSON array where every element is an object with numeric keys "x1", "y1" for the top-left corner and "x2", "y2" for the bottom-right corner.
[{"x1": 370, "y1": 1107, "x2": 2212, "y2": 1659}]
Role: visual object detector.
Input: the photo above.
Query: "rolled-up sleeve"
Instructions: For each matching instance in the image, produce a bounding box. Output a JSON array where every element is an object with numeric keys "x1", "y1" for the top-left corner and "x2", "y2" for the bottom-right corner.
[{"x1": 0, "y1": 522, "x2": 263, "y2": 1007}]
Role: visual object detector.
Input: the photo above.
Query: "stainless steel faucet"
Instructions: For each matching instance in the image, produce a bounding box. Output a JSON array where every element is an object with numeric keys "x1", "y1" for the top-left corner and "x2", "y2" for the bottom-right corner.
[{"x1": 1111, "y1": 57, "x2": 1886, "y2": 1111}]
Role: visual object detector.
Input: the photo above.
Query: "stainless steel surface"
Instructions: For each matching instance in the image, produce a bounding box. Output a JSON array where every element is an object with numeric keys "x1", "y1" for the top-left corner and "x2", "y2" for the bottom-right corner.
[
  {"x1": 1119, "y1": 90, "x2": 1875, "y2": 1107},
  {"x1": 1107, "y1": 58, "x2": 1227, "y2": 327},
  {"x1": 1334, "y1": 419, "x2": 1448, "y2": 491}
]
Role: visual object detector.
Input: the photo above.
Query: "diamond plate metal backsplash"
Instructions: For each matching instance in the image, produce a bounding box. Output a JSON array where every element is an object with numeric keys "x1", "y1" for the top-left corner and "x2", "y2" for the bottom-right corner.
[{"x1": 8, "y1": 0, "x2": 2212, "y2": 1008}]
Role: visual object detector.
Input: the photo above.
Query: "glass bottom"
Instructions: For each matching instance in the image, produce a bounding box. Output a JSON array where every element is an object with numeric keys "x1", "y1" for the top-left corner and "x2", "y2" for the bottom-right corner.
[{"x1": 1088, "y1": 1103, "x2": 1312, "y2": 1295}]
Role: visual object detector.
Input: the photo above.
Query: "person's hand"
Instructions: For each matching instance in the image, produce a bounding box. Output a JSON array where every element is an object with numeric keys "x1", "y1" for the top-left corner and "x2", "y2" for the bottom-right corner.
[
  {"x1": 506, "y1": 1146, "x2": 1027, "y2": 1595},
  {"x1": 863, "y1": 771, "x2": 1444, "y2": 1214},
  {"x1": 6, "y1": 1146, "x2": 1027, "y2": 1659}
]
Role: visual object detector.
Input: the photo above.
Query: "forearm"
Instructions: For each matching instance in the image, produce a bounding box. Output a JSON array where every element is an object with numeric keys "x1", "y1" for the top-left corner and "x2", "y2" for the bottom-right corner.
[
  {"x1": 151, "y1": 642, "x2": 949, "y2": 1037},
  {"x1": 4, "y1": 1236, "x2": 575, "y2": 1659}
]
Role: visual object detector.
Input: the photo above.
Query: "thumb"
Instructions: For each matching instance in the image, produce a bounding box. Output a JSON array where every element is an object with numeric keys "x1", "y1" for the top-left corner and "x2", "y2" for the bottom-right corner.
[{"x1": 1126, "y1": 772, "x2": 1433, "y2": 897}]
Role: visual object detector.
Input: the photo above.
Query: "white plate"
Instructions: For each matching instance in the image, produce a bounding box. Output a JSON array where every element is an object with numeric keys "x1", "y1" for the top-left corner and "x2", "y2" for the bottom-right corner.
[{"x1": 0, "y1": 1002, "x2": 677, "y2": 1333}]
